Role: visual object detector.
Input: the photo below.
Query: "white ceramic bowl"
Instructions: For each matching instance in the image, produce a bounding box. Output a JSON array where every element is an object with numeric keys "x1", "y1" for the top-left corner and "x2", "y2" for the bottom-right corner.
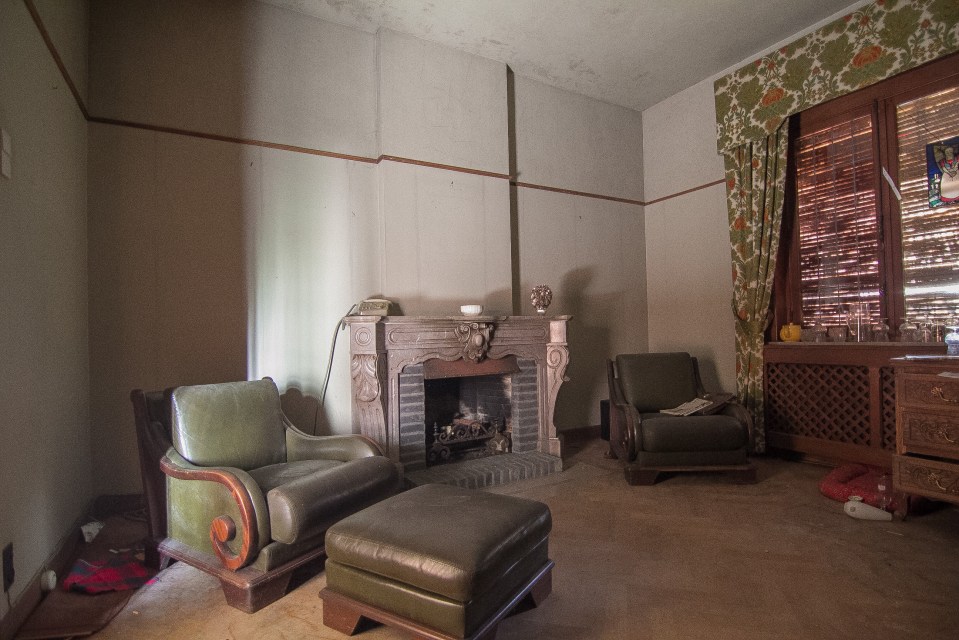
[{"x1": 460, "y1": 304, "x2": 483, "y2": 316}]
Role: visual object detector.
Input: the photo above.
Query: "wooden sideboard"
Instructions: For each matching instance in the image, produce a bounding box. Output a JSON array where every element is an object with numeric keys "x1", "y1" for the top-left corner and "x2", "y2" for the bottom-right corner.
[
  {"x1": 892, "y1": 356, "x2": 959, "y2": 506},
  {"x1": 764, "y1": 343, "x2": 944, "y2": 466}
]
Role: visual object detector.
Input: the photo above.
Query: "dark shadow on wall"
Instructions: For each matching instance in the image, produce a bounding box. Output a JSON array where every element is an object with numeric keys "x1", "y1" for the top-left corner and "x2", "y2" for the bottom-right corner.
[
  {"x1": 507, "y1": 66, "x2": 522, "y2": 314},
  {"x1": 282, "y1": 386, "x2": 331, "y2": 436},
  {"x1": 553, "y1": 268, "x2": 612, "y2": 430}
]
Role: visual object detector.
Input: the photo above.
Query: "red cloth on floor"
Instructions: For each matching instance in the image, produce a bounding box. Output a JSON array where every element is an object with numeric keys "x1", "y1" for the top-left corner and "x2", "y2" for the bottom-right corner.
[
  {"x1": 818, "y1": 463, "x2": 897, "y2": 511},
  {"x1": 62, "y1": 550, "x2": 156, "y2": 594}
]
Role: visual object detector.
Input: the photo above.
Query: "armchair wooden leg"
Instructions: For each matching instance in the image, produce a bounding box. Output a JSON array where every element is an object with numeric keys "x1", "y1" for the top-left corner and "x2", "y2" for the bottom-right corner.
[
  {"x1": 322, "y1": 595, "x2": 365, "y2": 636},
  {"x1": 624, "y1": 466, "x2": 659, "y2": 486},
  {"x1": 527, "y1": 566, "x2": 552, "y2": 607},
  {"x1": 220, "y1": 571, "x2": 293, "y2": 613}
]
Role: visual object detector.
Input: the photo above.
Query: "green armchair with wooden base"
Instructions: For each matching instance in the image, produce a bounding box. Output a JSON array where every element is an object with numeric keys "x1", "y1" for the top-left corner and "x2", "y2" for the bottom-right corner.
[
  {"x1": 159, "y1": 378, "x2": 399, "y2": 612},
  {"x1": 607, "y1": 352, "x2": 756, "y2": 486}
]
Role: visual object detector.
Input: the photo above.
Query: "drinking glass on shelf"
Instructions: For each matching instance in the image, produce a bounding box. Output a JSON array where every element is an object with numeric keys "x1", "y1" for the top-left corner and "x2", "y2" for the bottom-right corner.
[
  {"x1": 930, "y1": 316, "x2": 946, "y2": 342},
  {"x1": 813, "y1": 321, "x2": 828, "y2": 343},
  {"x1": 872, "y1": 318, "x2": 889, "y2": 342},
  {"x1": 827, "y1": 325, "x2": 847, "y2": 342},
  {"x1": 898, "y1": 320, "x2": 917, "y2": 342},
  {"x1": 846, "y1": 303, "x2": 867, "y2": 342},
  {"x1": 917, "y1": 316, "x2": 932, "y2": 342}
]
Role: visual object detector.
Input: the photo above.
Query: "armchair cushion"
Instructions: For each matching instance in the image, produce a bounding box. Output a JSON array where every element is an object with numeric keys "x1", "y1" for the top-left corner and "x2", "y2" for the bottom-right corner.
[
  {"x1": 172, "y1": 379, "x2": 286, "y2": 469},
  {"x1": 616, "y1": 353, "x2": 698, "y2": 412},
  {"x1": 262, "y1": 456, "x2": 399, "y2": 545},
  {"x1": 639, "y1": 414, "x2": 748, "y2": 453},
  {"x1": 247, "y1": 459, "x2": 343, "y2": 492}
]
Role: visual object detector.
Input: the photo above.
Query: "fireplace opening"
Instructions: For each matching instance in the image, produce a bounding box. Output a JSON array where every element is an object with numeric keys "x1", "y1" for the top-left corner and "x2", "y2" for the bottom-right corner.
[{"x1": 424, "y1": 373, "x2": 512, "y2": 466}]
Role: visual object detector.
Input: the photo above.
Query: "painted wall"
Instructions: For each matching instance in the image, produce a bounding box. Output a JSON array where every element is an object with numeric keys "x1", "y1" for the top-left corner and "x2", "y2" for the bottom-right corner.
[
  {"x1": 640, "y1": 1, "x2": 868, "y2": 393},
  {"x1": 88, "y1": 0, "x2": 378, "y2": 156},
  {"x1": 377, "y1": 30, "x2": 513, "y2": 317},
  {"x1": 378, "y1": 29, "x2": 508, "y2": 173},
  {"x1": 86, "y1": 0, "x2": 644, "y2": 494},
  {"x1": 641, "y1": 79, "x2": 734, "y2": 392},
  {"x1": 513, "y1": 76, "x2": 646, "y2": 428},
  {"x1": 0, "y1": 0, "x2": 91, "y2": 622},
  {"x1": 87, "y1": 0, "x2": 384, "y2": 494}
]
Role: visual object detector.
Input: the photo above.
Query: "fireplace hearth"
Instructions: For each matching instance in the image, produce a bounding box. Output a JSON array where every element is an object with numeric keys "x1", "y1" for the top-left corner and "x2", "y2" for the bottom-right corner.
[{"x1": 345, "y1": 315, "x2": 570, "y2": 488}]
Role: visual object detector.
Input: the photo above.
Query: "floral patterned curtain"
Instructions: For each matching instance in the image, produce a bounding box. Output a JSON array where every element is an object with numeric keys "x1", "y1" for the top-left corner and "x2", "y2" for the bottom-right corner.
[
  {"x1": 715, "y1": 0, "x2": 959, "y2": 154},
  {"x1": 726, "y1": 124, "x2": 789, "y2": 454},
  {"x1": 714, "y1": 0, "x2": 958, "y2": 448}
]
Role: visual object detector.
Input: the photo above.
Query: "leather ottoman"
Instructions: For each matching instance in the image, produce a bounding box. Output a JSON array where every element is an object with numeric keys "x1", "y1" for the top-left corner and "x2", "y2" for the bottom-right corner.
[{"x1": 319, "y1": 483, "x2": 553, "y2": 639}]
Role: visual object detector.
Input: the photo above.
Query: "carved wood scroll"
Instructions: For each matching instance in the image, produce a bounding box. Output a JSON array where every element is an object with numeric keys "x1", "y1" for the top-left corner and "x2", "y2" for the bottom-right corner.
[{"x1": 455, "y1": 322, "x2": 493, "y2": 362}]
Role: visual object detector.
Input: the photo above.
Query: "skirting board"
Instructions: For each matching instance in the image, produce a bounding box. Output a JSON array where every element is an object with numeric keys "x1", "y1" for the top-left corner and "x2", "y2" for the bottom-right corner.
[
  {"x1": 0, "y1": 493, "x2": 142, "y2": 640},
  {"x1": 0, "y1": 522, "x2": 83, "y2": 640}
]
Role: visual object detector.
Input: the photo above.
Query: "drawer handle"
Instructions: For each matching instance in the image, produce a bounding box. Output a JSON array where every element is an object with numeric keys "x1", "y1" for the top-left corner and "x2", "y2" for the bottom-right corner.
[{"x1": 931, "y1": 386, "x2": 959, "y2": 404}]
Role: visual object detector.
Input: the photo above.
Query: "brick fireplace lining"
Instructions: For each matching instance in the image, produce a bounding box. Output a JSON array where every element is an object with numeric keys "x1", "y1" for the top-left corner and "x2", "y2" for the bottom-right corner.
[{"x1": 345, "y1": 315, "x2": 570, "y2": 485}]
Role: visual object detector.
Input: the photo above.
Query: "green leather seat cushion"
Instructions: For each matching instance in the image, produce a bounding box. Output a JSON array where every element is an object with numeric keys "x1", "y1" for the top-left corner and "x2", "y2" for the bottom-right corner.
[
  {"x1": 250, "y1": 456, "x2": 399, "y2": 545},
  {"x1": 639, "y1": 413, "x2": 747, "y2": 452},
  {"x1": 325, "y1": 483, "x2": 551, "y2": 603}
]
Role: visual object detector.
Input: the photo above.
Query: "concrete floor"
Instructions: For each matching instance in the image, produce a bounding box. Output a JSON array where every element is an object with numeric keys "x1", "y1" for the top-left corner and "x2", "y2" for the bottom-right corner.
[{"x1": 90, "y1": 437, "x2": 959, "y2": 640}]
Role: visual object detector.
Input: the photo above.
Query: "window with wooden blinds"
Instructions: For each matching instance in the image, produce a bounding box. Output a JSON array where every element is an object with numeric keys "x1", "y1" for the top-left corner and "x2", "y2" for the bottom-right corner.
[
  {"x1": 896, "y1": 86, "x2": 959, "y2": 324},
  {"x1": 796, "y1": 115, "x2": 881, "y2": 327},
  {"x1": 775, "y1": 52, "x2": 959, "y2": 341}
]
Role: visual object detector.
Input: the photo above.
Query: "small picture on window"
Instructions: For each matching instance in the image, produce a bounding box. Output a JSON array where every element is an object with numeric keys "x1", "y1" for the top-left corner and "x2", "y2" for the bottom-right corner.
[{"x1": 927, "y1": 135, "x2": 959, "y2": 208}]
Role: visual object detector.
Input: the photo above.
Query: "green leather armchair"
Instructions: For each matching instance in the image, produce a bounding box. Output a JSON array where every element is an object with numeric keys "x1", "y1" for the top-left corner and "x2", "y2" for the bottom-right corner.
[
  {"x1": 130, "y1": 387, "x2": 174, "y2": 570},
  {"x1": 607, "y1": 352, "x2": 756, "y2": 486},
  {"x1": 159, "y1": 378, "x2": 399, "y2": 612}
]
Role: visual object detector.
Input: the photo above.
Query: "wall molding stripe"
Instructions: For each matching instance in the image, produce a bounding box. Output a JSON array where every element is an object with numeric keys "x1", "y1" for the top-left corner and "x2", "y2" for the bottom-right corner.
[
  {"x1": 87, "y1": 116, "x2": 380, "y2": 164},
  {"x1": 513, "y1": 180, "x2": 644, "y2": 206},
  {"x1": 23, "y1": 0, "x2": 89, "y2": 120},
  {"x1": 26, "y1": 0, "x2": 720, "y2": 211},
  {"x1": 644, "y1": 178, "x2": 725, "y2": 206},
  {"x1": 380, "y1": 154, "x2": 511, "y2": 180}
]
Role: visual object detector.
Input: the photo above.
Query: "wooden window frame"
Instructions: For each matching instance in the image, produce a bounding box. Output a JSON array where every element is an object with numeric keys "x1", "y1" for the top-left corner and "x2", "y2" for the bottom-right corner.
[{"x1": 773, "y1": 51, "x2": 959, "y2": 341}]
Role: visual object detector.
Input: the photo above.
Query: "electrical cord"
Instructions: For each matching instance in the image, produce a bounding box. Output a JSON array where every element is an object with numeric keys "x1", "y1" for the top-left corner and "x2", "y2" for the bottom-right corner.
[{"x1": 320, "y1": 303, "x2": 358, "y2": 405}]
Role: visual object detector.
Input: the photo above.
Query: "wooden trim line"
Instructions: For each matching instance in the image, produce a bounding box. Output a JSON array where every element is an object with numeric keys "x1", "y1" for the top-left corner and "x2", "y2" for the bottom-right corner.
[
  {"x1": 25, "y1": 1, "x2": 726, "y2": 212},
  {"x1": 643, "y1": 178, "x2": 726, "y2": 206},
  {"x1": 379, "y1": 154, "x2": 511, "y2": 180},
  {"x1": 23, "y1": 0, "x2": 89, "y2": 119},
  {"x1": 512, "y1": 181, "x2": 644, "y2": 206},
  {"x1": 88, "y1": 116, "x2": 379, "y2": 164}
]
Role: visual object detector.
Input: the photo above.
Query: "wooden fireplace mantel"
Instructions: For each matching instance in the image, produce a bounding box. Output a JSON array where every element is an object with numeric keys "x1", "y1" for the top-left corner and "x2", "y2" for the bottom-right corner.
[{"x1": 344, "y1": 315, "x2": 571, "y2": 467}]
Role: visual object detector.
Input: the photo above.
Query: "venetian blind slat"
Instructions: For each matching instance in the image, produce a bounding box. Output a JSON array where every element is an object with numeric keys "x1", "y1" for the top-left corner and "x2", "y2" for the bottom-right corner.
[
  {"x1": 796, "y1": 114, "x2": 881, "y2": 326},
  {"x1": 896, "y1": 86, "x2": 959, "y2": 323}
]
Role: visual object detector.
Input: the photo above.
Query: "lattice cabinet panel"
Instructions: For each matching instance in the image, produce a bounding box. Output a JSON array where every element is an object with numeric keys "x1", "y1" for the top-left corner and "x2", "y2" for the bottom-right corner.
[
  {"x1": 880, "y1": 366, "x2": 897, "y2": 451},
  {"x1": 763, "y1": 343, "x2": 944, "y2": 466},
  {"x1": 766, "y1": 363, "x2": 871, "y2": 446}
]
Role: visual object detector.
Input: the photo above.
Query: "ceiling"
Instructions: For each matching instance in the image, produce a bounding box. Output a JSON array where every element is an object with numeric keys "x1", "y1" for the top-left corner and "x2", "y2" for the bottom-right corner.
[{"x1": 260, "y1": 0, "x2": 861, "y2": 112}]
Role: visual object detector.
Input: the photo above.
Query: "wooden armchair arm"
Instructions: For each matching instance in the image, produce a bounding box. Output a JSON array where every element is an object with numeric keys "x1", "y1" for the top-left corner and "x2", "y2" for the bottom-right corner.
[
  {"x1": 607, "y1": 359, "x2": 642, "y2": 461},
  {"x1": 691, "y1": 358, "x2": 755, "y2": 453},
  {"x1": 160, "y1": 448, "x2": 266, "y2": 571},
  {"x1": 718, "y1": 401, "x2": 755, "y2": 454}
]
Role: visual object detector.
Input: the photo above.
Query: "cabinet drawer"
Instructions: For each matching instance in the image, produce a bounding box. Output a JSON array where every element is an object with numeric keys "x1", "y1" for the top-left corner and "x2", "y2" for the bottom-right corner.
[
  {"x1": 894, "y1": 455, "x2": 959, "y2": 506},
  {"x1": 899, "y1": 409, "x2": 959, "y2": 458},
  {"x1": 898, "y1": 373, "x2": 959, "y2": 410}
]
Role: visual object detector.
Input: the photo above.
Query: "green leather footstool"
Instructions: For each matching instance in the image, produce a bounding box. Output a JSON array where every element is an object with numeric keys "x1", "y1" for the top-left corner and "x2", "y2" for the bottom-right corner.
[{"x1": 319, "y1": 483, "x2": 553, "y2": 640}]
